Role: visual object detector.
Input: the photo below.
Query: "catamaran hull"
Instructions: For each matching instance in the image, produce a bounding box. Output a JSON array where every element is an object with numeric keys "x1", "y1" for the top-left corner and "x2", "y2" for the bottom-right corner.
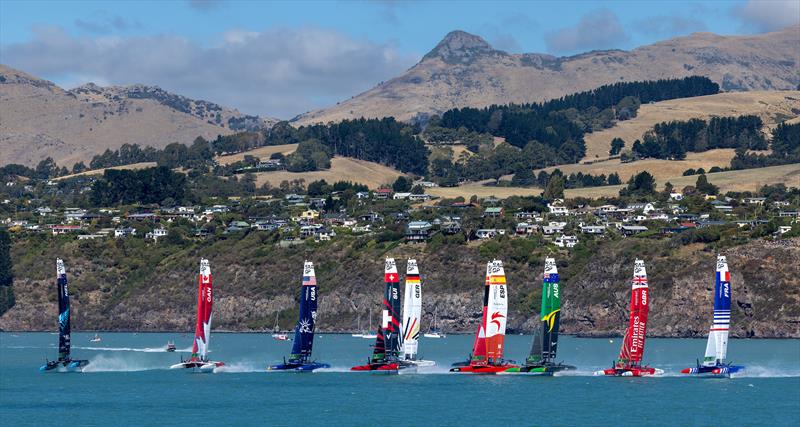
[
  {"x1": 503, "y1": 363, "x2": 577, "y2": 375},
  {"x1": 39, "y1": 359, "x2": 89, "y2": 372},
  {"x1": 169, "y1": 361, "x2": 225, "y2": 373},
  {"x1": 267, "y1": 362, "x2": 331, "y2": 372},
  {"x1": 595, "y1": 366, "x2": 664, "y2": 377},
  {"x1": 350, "y1": 362, "x2": 417, "y2": 374},
  {"x1": 681, "y1": 365, "x2": 744, "y2": 378},
  {"x1": 404, "y1": 359, "x2": 436, "y2": 368},
  {"x1": 450, "y1": 364, "x2": 519, "y2": 374}
]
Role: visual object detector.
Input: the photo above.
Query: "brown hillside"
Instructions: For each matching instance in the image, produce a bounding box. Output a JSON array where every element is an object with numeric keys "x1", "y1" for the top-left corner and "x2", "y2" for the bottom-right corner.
[{"x1": 295, "y1": 26, "x2": 800, "y2": 125}]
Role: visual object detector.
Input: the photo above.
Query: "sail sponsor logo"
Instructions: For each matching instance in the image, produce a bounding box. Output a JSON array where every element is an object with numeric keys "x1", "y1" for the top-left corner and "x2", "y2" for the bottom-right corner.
[
  {"x1": 630, "y1": 316, "x2": 644, "y2": 353},
  {"x1": 391, "y1": 286, "x2": 398, "y2": 300},
  {"x1": 499, "y1": 285, "x2": 506, "y2": 299},
  {"x1": 385, "y1": 258, "x2": 396, "y2": 271},
  {"x1": 303, "y1": 263, "x2": 313, "y2": 275},
  {"x1": 310, "y1": 287, "x2": 316, "y2": 301},
  {"x1": 414, "y1": 284, "x2": 420, "y2": 299},
  {"x1": 490, "y1": 311, "x2": 505, "y2": 330},
  {"x1": 641, "y1": 289, "x2": 647, "y2": 306},
  {"x1": 205, "y1": 286, "x2": 212, "y2": 303},
  {"x1": 552, "y1": 283, "x2": 559, "y2": 299},
  {"x1": 298, "y1": 318, "x2": 313, "y2": 334}
]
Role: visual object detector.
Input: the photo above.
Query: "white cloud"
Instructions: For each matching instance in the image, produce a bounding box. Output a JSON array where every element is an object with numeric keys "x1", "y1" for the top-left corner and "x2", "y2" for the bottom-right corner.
[
  {"x1": 731, "y1": 0, "x2": 800, "y2": 32},
  {"x1": 635, "y1": 15, "x2": 707, "y2": 37},
  {"x1": 545, "y1": 9, "x2": 630, "y2": 55},
  {"x1": 0, "y1": 26, "x2": 418, "y2": 118}
]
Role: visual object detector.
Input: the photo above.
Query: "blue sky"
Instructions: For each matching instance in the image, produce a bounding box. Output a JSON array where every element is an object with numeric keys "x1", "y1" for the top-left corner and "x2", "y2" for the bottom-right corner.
[{"x1": 1, "y1": 0, "x2": 797, "y2": 118}]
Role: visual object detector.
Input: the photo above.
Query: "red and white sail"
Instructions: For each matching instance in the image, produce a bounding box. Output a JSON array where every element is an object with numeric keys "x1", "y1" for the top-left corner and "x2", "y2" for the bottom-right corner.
[
  {"x1": 485, "y1": 260, "x2": 508, "y2": 363},
  {"x1": 191, "y1": 258, "x2": 213, "y2": 361},
  {"x1": 619, "y1": 259, "x2": 649, "y2": 365},
  {"x1": 401, "y1": 259, "x2": 422, "y2": 360}
]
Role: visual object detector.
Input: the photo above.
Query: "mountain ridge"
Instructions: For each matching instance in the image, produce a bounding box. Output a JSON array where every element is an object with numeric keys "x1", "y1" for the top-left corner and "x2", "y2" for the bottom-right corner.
[{"x1": 294, "y1": 26, "x2": 800, "y2": 124}]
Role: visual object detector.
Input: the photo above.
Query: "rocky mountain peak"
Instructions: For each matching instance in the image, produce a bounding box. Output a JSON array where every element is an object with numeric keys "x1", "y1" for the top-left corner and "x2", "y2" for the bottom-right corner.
[{"x1": 422, "y1": 30, "x2": 500, "y2": 64}]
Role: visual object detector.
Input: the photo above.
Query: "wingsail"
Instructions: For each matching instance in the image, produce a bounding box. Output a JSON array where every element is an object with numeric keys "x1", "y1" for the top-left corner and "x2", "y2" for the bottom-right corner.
[
  {"x1": 596, "y1": 259, "x2": 662, "y2": 376},
  {"x1": 402, "y1": 259, "x2": 422, "y2": 361},
  {"x1": 268, "y1": 261, "x2": 330, "y2": 371},
  {"x1": 170, "y1": 258, "x2": 224, "y2": 372},
  {"x1": 681, "y1": 255, "x2": 744, "y2": 377},
  {"x1": 40, "y1": 259, "x2": 89, "y2": 372}
]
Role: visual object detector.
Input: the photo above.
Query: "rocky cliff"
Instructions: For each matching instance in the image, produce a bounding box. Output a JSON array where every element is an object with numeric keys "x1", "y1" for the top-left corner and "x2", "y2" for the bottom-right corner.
[{"x1": 1, "y1": 234, "x2": 798, "y2": 338}]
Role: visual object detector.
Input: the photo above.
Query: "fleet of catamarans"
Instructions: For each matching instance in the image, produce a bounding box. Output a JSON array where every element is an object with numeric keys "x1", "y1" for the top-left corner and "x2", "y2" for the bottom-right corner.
[{"x1": 39, "y1": 254, "x2": 744, "y2": 378}]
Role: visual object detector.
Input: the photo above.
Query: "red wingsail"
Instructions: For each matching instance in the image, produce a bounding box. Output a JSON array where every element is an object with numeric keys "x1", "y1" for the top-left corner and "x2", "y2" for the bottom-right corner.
[
  {"x1": 620, "y1": 259, "x2": 648, "y2": 365},
  {"x1": 191, "y1": 259, "x2": 213, "y2": 361},
  {"x1": 469, "y1": 262, "x2": 491, "y2": 364}
]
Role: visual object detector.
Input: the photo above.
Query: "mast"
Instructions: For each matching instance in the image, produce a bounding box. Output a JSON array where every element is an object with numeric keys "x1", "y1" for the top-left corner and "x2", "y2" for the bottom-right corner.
[
  {"x1": 289, "y1": 261, "x2": 318, "y2": 364},
  {"x1": 402, "y1": 259, "x2": 422, "y2": 361},
  {"x1": 618, "y1": 259, "x2": 649, "y2": 366},
  {"x1": 704, "y1": 255, "x2": 731, "y2": 366},
  {"x1": 191, "y1": 258, "x2": 213, "y2": 362},
  {"x1": 470, "y1": 262, "x2": 491, "y2": 364},
  {"x1": 485, "y1": 260, "x2": 509, "y2": 364},
  {"x1": 56, "y1": 259, "x2": 71, "y2": 361},
  {"x1": 383, "y1": 258, "x2": 401, "y2": 360}
]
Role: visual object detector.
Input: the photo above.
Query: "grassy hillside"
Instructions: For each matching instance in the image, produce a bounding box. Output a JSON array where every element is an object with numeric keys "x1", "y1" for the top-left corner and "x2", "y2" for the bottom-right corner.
[
  {"x1": 253, "y1": 157, "x2": 404, "y2": 189},
  {"x1": 582, "y1": 90, "x2": 800, "y2": 161},
  {"x1": 2, "y1": 232, "x2": 798, "y2": 338}
]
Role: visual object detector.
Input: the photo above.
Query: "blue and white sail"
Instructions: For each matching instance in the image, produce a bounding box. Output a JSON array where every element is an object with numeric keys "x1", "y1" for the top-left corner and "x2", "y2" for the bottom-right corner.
[
  {"x1": 289, "y1": 261, "x2": 318, "y2": 364},
  {"x1": 704, "y1": 256, "x2": 731, "y2": 366}
]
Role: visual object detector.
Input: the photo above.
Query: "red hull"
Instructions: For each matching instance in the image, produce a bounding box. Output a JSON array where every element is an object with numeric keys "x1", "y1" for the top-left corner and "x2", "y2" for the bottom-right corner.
[
  {"x1": 350, "y1": 362, "x2": 400, "y2": 373},
  {"x1": 450, "y1": 363, "x2": 518, "y2": 374},
  {"x1": 599, "y1": 366, "x2": 659, "y2": 377}
]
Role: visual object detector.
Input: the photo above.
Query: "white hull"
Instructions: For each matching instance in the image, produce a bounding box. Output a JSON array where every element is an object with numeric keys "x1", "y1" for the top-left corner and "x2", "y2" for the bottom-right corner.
[
  {"x1": 360, "y1": 334, "x2": 377, "y2": 339},
  {"x1": 169, "y1": 361, "x2": 221, "y2": 372},
  {"x1": 406, "y1": 359, "x2": 436, "y2": 367},
  {"x1": 423, "y1": 333, "x2": 444, "y2": 339}
]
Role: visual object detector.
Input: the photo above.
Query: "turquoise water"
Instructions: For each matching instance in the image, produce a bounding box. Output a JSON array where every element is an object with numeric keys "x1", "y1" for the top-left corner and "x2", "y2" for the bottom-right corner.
[{"x1": 1, "y1": 332, "x2": 798, "y2": 426}]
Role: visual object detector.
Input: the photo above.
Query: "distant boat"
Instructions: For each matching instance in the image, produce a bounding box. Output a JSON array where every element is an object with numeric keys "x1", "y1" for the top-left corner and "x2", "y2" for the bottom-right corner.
[
  {"x1": 360, "y1": 310, "x2": 377, "y2": 339},
  {"x1": 169, "y1": 258, "x2": 225, "y2": 372},
  {"x1": 89, "y1": 334, "x2": 101, "y2": 343},
  {"x1": 271, "y1": 312, "x2": 291, "y2": 341},
  {"x1": 39, "y1": 259, "x2": 89, "y2": 372},
  {"x1": 681, "y1": 256, "x2": 745, "y2": 378},
  {"x1": 504, "y1": 258, "x2": 575, "y2": 375},
  {"x1": 166, "y1": 341, "x2": 176, "y2": 352},
  {"x1": 267, "y1": 261, "x2": 330, "y2": 372},
  {"x1": 595, "y1": 259, "x2": 663, "y2": 377},
  {"x1": 450, "y1": 260, "x2": 518, "y2": 374},
  {"x1": 424, "y1": 307, "x2": 445, "y2": 339},
  {"x1": 400, "y1": 259, "x2": 435, "y2": 367},
  {"x1": 351, "y1": 312, "x2": 364, "y2": 338}
]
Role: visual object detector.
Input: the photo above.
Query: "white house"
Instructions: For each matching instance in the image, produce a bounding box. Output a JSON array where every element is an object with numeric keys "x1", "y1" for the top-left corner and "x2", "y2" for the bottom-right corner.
[
  {"x1": 476, "y1": 229, "x2": 504, "y2": 239},
  {"x1": 114, "y1": 227, "x2": 136, "y2": 238},
  {"x1": 548, "y1": 204, "x2": 569, "y2": 216},
  {"x1": 554, "y1": 235, "x2": 579, "y2": 248},
  {"x1": 393, "y1": 192, "x2": 412, "y2": 200},
  {"x1": 626, "y1": 203, "x2": 655, "y2": 214}
]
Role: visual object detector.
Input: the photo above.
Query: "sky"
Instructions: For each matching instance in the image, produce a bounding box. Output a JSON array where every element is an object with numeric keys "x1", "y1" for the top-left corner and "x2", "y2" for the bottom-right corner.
[{"x1": 1, "y1": 0, "x2": 797, "y2": 119}]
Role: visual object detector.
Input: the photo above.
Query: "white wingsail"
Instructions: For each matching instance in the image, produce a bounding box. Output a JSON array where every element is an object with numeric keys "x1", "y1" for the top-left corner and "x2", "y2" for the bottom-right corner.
[
  {"x1": 402, "y1": 259, "x2": 422, "y2": 360},
  {"x1": 704, "y1": 255, "x2": 731, "y2": 366},
  {"x1": 485, "y1": 260, "x2": 509, "y2": 363}
]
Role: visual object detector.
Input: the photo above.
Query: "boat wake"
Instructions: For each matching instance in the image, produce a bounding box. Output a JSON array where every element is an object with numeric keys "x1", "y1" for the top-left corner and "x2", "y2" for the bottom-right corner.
[
  {"x1": 722, "y1": 366, "x2": 800, "y2": 378},
  {"x1": 82, "y1": 354, "x2": 164, "y2": 372},
  {"x1": 212, "y1": 361, "x2": 263, "y2": 373},
  {"x1": 75, "y1": 346, "x2": 192, "y2": 353}
]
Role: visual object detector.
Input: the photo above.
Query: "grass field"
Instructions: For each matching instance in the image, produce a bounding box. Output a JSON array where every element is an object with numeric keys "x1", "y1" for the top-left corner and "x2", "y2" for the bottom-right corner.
[
  {"x1": 215, "y1": 144, "x2": 298, "y2": 165},
  {"x1": 428, "y1": 163, "x2": 800, "y2": 200},
  {"x1": 532, "y1": 149, "x2": 738, "y2": 183},
  {"x1": 53, "y1": 162, "x2": 157, "y2": 181},
  {"x1": 253, "y1": 157, "x2": 404, "y2": 189},
  {"x1": 582, "y1": 90, "x2": 800, "y2": 162}
]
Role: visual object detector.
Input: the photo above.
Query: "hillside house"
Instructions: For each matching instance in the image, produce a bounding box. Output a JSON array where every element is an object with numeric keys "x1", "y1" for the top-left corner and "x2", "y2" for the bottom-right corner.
[
  {"x1": 315, "y1": 228, "x2": 335, "y2": 241},
  {"x1": 515, "y1": 222, "x2": 539, "y2": 235},
  {"x1": 146, "y1": 227, "x2": 168, "y2": 241},
  {"x1": 52, "y1": 225, "x2": 82, "y2": 235},
  {"x1": 554, "y1": 235, "x2": 579, "y2": 248},
  {"x1": 483, "y1": 207, "x2": 504, "y2": 218},
  {"x1": 393, "y1": 192, "x2": 411, "y2": 200},
  {"x1": 626, "y1": 203, "x2": 655, "y2": 214},
  {"x1": 476, "y1": 229, "x2": 504, "y2": 239},
  {"x1": 114, "y1": 227, "x2": 136, "y2": 238},
  {"x1": 619, "y1": 225, "x2": 648, "y2": 235},
  {"x1": 580, "y1": 225, "x2": 606, "y2": 235},
  {"x1": 548, "y1": 204, "x2": 569, "y2": 216},
  {"x1": 408, "y1": 194, "x2": 432, "y2": 202},
  {"x1": 374, "y1": 188, "x2": 393, "y2": 200},
  {"x1": 406, "y1": 221, "x2": 434, "y2": 242}
]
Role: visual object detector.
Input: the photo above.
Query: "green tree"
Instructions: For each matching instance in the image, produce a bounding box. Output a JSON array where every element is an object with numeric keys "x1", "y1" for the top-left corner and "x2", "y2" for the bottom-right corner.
[
  {"x1": 543, "y1": 175, "x2": 565, "y2": 200},
  {"x1": 695, "y1": 174, "x2": 719, "y2": 195},
  {"x1": 609, "y1": 137, "x2": 625, "y2": 155},
  {"x1": 621, "y1": 171, "x2": 656, "y2": 197},
  {"x1": 0, "y1": 228, "x2": 14, "y2": 316},
  {"x1": 392, "y1": 176, "x2": 412, "y2": 192},
  {"x1": 511, "y1": 167, "x2": 536, "y2": 187}
]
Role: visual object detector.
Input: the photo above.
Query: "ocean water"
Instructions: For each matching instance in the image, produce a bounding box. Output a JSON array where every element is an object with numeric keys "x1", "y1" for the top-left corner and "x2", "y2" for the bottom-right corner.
[{"x1": 1, "y1": 332, "x2": 798, "y2": 426}]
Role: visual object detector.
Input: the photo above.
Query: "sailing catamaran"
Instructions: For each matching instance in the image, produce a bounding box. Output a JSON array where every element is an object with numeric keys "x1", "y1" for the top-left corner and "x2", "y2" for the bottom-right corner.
[
  {"x1": 451, "y1": 260, "x2": 518, "y2": 373},
  {"x1": 40, "y1": 259, "x2": 89, "y2": 372},
  {"x1": 170, "y1": 258, "x2": 225, "y2": 372},
  {"x1": 596, "y1": 259, "x2": 663, "y2": 377},
  {"x1": 351, "y1": 258, "x2": 413, "y2": 373},
  {"x1": 505, "y1": 258, "x2": 575, "y2": 375},
  {"x1": 268, "y1": 261, "x2": 330, "y2": 372},
  {"x1": 400, "y1": 259, "x2": 435, "y2": 367},
  {"x1": 681, "y1": 255, "x2": 745, "y2": 377}
]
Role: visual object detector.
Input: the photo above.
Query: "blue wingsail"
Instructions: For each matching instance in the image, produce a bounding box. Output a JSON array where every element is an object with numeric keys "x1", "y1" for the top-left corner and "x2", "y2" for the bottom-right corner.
[{"x1": 289, "y1": 261, "x2": 317, "y2": 364}]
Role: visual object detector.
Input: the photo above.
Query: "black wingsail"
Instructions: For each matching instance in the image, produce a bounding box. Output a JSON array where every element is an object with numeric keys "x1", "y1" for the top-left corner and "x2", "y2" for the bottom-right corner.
[
  {"x1": 289, "y1": 261, "x2": 318, "y2": 364},
  {"x1": 56, "y1": 258, "x2": 71, "y2": 361}
]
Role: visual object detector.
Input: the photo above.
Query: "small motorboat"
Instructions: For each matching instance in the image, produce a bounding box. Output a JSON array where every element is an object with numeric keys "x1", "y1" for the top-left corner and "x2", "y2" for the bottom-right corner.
[
  {"x1": 166, "y1": 341, "x2": 177, "y2": 352},
  {"x1": 271, "y1": 333, "x2": 290, "y2": 341},
  {"x1": 89, "y1": 334, "x2": 102, "y2": 343}
]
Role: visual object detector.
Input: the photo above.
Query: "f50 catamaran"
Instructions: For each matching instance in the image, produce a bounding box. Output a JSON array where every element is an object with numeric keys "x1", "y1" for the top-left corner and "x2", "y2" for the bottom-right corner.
[
  {"x1": 505, "y1": 258, "x2": 575, "y2": 375},
  {"x1": 451, "y1": 260, "x2": 518, "y2": 373},
  {"x1": 268, "y1": 261, "x2": 330, "y2": 372},
  {"x1": 400, "y1": 259, "x2": 435, "y2": 367},
  {"x1": 40, "y1": 259, "x2": 89, "y2": 372},
  {"x1": 170, "y1": 258, "x2": 225, "y2": 372},
  {"x1": 351, "y1": 258, "x2": 413, "y2": 373},
  {"x1": 681, "y1": 256, "x2": 744, "y2": 378},
  {"x1": 596, "y1": 259, "x2": 663, "y2": 377}
]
